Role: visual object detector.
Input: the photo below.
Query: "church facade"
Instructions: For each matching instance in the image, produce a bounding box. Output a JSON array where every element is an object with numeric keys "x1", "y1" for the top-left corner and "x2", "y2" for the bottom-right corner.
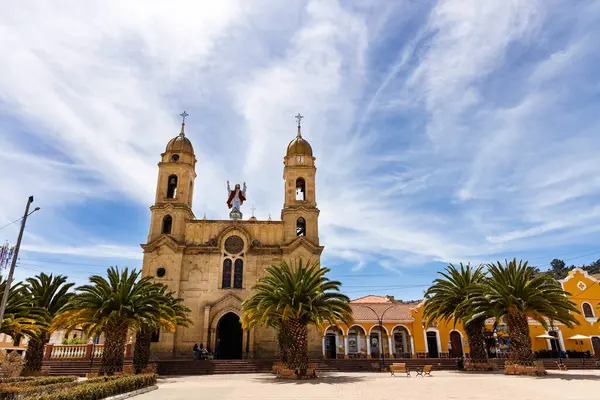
[{"x1": 141, "y1": 118, "x2": 324, "y2": 359}]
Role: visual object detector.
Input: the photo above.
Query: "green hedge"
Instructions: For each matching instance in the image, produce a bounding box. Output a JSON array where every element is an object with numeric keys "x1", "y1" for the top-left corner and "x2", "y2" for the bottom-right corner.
[
  {"x1": 29, "y1": 374, "x2": 158, "y2": 400},
  {"x1": 0, "y1": 376, "x2": 77, "y2": 387},
  {"x1": 0, "y1": 381, "x2": 80, "y2": 400}
]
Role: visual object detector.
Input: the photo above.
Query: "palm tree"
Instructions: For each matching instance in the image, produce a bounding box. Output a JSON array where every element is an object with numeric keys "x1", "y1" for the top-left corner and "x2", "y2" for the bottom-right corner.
[
  {"x1": 133, "y1": 288, "x2": 191, "y2": 373},
  {"x1": 242, "y1": 259, "x2": 352, "y2": 374},
  {"x1": 23, "y1": 273, "x2": 74, "y2": 373},
  {"x1": 469, "y1": 259, "x2": 579, "y2": 363},
  {"x1": 55, "y1": 267, "x2": 164, "y2": 374},
  {"x1": 424, "y1": 263, "x2": 488, "y2": 363},
  {"x1": 0, "y1": 278, "x2": 45, "y2": 342}
]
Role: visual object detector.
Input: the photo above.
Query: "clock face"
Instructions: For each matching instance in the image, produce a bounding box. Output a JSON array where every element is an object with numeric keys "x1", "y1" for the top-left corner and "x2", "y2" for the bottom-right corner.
[{"x1": 171, "y1": 154, "x2": 180, "y2": 162}]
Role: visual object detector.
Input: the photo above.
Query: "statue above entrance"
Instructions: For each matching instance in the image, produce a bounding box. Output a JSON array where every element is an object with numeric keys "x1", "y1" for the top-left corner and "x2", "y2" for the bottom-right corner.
[{"x1": 227, "y1": 181, "x2": 247, "y2": 220}]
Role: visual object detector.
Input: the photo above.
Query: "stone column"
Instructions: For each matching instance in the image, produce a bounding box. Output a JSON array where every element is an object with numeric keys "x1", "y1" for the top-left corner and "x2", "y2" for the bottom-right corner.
[
  {"x1": 367, "y1": 335, "x2": 372, "y2": 358},
  {"x1": 410, "y1": 336, "x2": 415, "y2": 357},
  {"x1": 248, "y1": 328, "x2": 255, "y2": 359},
  {"x1": 388, "y1": 335, "x2": 394, "y2": 357},
  {"x1": 344, "y1": 335, "x2": 349, "y2": 359},
  {"x1": 202, "y1": 306, "x2": 211, "y2": 348},
  {"x1": 321, "y1": 336, "x2": 326, "y2": 358}
]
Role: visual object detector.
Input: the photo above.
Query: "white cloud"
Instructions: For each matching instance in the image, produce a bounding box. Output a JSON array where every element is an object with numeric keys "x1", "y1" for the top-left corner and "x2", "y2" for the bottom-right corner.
[{"x1": 1, "y1": 0, "x2": 599, "y2": 280}]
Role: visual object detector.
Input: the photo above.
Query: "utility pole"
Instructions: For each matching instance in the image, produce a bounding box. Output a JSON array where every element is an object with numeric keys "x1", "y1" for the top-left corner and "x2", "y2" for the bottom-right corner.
[{"x1": 0, "y1": 196, "x2": 39, "y2": 330}]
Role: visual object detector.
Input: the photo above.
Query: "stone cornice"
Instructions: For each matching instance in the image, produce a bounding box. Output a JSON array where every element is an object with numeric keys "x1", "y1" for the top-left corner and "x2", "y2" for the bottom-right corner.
[
  {"x1": 281, "y1": 237, "x2": 324, "y2": 255},
  {"x1": 141, "y1": 234, "x2": 186, "y2": 253}
]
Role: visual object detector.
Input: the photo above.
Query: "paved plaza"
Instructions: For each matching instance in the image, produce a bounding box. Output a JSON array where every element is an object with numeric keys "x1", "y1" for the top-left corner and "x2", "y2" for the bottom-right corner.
[{"x1": 138, "y1": 370, "x2": 600, "y2": 400}]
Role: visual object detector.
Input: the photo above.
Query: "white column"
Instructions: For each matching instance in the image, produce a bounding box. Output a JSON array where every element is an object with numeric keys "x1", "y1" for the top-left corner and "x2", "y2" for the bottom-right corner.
[
  {"x1": 321, "y1": 336, "x2": 326, "y2": 356},
  {"x1": 388, "y1": 335, "x2": 394, "y2": 356},
  {"x1": 367, "y1": 334, "x2": 372, "y2": 357},
  {"x1": 410, "y1": 336, "x2": 415, "y2": 356},
  {"x1": 344, "y1": 335, "x2": 349, "y2": 356}
]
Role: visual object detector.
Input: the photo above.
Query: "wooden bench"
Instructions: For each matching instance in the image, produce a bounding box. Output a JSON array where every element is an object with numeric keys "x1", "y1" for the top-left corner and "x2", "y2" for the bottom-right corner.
[
  {"x1": 389, "y1": 363, "x2": 410, "y2": 377},
  {"x1": 306, "y1": 362, "x2": 318, "y2": 378},
  {"x1": 555, "y1": 361, "x2": 568, "y2": 371},
  {"x1": 416, "y1": 365, "x2": 432, "y2": 377}
]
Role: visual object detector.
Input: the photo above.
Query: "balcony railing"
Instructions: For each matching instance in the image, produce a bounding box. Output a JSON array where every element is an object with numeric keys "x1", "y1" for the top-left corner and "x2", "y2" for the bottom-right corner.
[{"x1": 43, "y1": 343, "x2": 133, "y2": 360}]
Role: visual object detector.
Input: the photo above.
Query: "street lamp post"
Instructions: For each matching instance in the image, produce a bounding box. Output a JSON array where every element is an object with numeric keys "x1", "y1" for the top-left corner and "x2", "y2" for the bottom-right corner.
[
  {"x1": 0, "y1": 196, "x2": 40, "y2": 331},
  {"x1": 355, "y1": 304, "x2": 394, "y2": 370}
]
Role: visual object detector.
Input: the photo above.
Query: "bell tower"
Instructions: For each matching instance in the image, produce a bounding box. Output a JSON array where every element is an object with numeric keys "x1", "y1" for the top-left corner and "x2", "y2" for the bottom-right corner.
[
  {"x1": 148, "y1": 111, "x2": 197, "y2": 243},
  {"x1": 282, "y1": 114, "x2": 320, "y2": 245}
]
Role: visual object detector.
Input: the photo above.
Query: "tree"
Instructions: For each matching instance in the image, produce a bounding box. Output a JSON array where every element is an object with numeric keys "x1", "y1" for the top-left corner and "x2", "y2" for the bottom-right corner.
[
  {"x1": 582, "y1": 259, "x2": 600, "y2": 275},
  {"x1": 469, "y1": 259, "x2": 579, "y2": 363},
  {"x1": 548, "y1": 259, "x2": 570, "y2": 280},
  {"x1": 241, "y1": 259, "x2": 352, "y2": 375},
  {"x1": 133, "y1": 288, "x2": 191, "y2": 373},
  {"x1": 0, "y1": 278, "x2": 45, "y2": 342},
  {"x1": 23, "y1": 273, "x2": 74, "y2": 373},
  {"x1": 423, "y1": 263, "x2": 488, "y2": 363},
  {"x1": 54, "y1": 267, "x2": 164, "y2": 374}
]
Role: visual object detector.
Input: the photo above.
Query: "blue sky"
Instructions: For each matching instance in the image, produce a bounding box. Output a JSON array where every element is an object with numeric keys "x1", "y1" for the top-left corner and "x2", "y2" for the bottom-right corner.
[{"x1": 1, "y1": 0, "x2": 600, "y2": 300}]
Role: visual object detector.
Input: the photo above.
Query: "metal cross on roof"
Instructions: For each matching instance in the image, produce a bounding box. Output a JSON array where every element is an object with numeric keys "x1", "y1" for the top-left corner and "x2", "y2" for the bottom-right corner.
[
  {"x1": 295, "y1": 113, "x2": 304, "y2": 127},
  {"x1": 180, "y1": 111, "x2": 189, "y2": 124},
  {"x1": 250, "y1": 205, "x2": 256, "y2": 217}
]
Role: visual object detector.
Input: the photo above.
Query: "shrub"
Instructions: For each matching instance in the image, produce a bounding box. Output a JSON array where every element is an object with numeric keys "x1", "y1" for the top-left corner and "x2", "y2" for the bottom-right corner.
[
  {"x1": 61, "y1": 337, "x2": 89, "y2": 345},
  {"x1": 0, "y1": 353, "x2": 24, "y2": 378},
  {"x1": 29, "y1": 374, "x2": 158, "y2": 400},
  {"x1": 0, "y1": 376, "x2": 77, "y2": 387},
  {"x1": 0, "y1": 381, "x2": 80, "y2": 400},
  {"x1": 0, "y1": 377, "x2": 37, "y2": 384}
]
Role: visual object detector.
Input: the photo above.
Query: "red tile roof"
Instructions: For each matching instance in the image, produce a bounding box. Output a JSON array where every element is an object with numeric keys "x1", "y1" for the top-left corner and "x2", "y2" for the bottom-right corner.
[
  {"x1": 349, "y1": 301, "x2": 415, "y2": 322},
  {"x1": 350, "y1": 295, "x2": 392, "y2": 304}
]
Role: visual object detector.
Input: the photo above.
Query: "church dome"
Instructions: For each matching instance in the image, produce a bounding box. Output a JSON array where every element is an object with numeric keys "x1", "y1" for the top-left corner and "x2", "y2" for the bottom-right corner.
[
  {"x1": 286, "y1": 134, "x2": 313, "y2": 157},
  {"x1": 166, "y1": 134, "x2": 194, "y2": 154}
]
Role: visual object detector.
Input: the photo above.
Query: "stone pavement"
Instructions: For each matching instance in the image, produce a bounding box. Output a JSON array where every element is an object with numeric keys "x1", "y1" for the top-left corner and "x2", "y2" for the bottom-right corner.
[{"x1": 136, "y1": 370, "x2": 600, "y2": 400}]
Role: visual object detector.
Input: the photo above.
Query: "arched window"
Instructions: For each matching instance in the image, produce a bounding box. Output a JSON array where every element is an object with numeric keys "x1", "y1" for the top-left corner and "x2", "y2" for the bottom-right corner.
[
  {"x1": 296, "y1": 178, "x2": 306, "y2": 201},
  {"x1": 582, "y1": 302, "x2": 595, "y2": 318},
  {"x1": 167, "y1": 175, "x2": 178, "y2": 199},
  {"x1": 222, "y1": 259, "x2": 232, "y2": 288},
  {"x1": 233, "y1": 259, "x2": 243, "y2": 288},
  {"x1": 162, "y1": 215, "x2": 173, "y2": 234},
  {"x1": 296, "y1": 217, "x2": 306, "y2": 236}
]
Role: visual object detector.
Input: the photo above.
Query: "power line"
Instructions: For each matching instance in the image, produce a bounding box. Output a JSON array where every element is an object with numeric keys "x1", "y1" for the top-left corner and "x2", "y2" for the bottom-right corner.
[{"x1": 0, "y1": 217, "x2": 23, "y2": 232}]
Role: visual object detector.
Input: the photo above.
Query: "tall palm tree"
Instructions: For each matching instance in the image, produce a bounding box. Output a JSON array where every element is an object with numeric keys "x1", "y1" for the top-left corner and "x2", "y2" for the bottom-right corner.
[
  {"x1": 469, "y1": 259, "x2": 579, "y2": 363},
  {"x1": 0, "y1": 278, "x2": 45, "y2": 342},
  {"x1": 54, "y1": 267, "x2": 164, "y2": 374},
  {"x1": 23, "y1": 273, "x2": 74, "y2": 372},
  {"x1": 242, "y1": 259, "x2": 352, "y2": 374},
  {"x1": 424, "y1": 263, "x2": 488, "y2": 363},
  {"x1": 133, "y1": 287, "x2": 191, "y2": 373}
]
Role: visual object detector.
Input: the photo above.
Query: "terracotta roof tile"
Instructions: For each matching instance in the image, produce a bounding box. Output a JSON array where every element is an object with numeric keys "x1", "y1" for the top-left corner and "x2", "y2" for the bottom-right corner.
[
  {"x1": 350, "y1": 295, "x2": 392, "y2": 304},
  {"x1": 349, "y1": 302, "x2": 414, "y2": 322}
]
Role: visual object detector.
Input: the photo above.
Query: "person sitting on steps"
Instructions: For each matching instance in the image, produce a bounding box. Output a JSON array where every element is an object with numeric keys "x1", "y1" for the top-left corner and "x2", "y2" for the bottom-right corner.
[{"x1": 193, "y1": 343, "x2": 199, "y2": 360}]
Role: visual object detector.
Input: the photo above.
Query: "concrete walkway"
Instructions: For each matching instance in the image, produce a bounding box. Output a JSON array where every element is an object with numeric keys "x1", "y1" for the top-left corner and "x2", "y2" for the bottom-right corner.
[{"x1": 136, "y1": 370, "x2": 600, "y2": 400}]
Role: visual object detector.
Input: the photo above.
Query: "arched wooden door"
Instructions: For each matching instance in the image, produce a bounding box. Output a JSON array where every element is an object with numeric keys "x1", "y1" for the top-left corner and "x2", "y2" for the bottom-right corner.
[{"x1": 449, "y1": 331, "x2": 463, "y2": 357}]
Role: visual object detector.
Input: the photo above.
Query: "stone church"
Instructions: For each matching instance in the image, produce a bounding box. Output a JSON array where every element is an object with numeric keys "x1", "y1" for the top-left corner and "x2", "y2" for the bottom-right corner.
[{"x1": 141, "y1": 115, "x2": 324, "y2": 359}]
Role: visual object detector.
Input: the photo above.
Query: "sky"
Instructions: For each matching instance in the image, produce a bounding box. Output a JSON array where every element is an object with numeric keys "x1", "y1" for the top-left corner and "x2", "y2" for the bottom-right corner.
[{"x1": 1, "y1": 0, "x2": 600, "y2": 301}]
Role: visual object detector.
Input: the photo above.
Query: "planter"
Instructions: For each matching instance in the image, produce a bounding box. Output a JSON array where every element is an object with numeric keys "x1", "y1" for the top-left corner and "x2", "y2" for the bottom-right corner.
[{"x1": 277, "y1": 369, "x2": 296, "y2": 379}]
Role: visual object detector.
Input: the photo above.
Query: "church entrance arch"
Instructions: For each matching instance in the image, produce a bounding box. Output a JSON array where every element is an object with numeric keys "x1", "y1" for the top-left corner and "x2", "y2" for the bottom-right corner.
[{"x1": 216, "y1": 312, "x2": 243, "y2": 359}]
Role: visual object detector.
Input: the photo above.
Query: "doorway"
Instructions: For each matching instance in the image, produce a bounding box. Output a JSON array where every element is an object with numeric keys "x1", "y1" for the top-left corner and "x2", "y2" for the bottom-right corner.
[
  {"x1": 449, "y1": 331, "x2": 463, "y2": 357},
  {"x1": 591, "y1": 336, "x2": 600, "y2": 358},
  {"x1": 325, "y1": 334, "x2": 337, "y2": 359},
  {"x1": 426, "y1": 331, "x2": 439, "y2": 358},
  {"x1": 216, "y1": 312, "x2": 243, "y2": 359}
]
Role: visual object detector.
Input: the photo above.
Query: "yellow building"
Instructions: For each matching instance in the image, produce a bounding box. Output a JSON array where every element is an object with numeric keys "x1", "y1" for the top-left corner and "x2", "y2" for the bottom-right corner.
[
  {"x1": 322, "y1": 269, "x2": 600, "y2": 359},
  {"x1": 527, "y1": 268, "x2": 600, "y2": 356},
  {"x1": 141, "y1": 116, "x2": 323, "y2": 359},
  {"x1": 322, "y1": 295, "x2": 469, "y2": 359}
]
